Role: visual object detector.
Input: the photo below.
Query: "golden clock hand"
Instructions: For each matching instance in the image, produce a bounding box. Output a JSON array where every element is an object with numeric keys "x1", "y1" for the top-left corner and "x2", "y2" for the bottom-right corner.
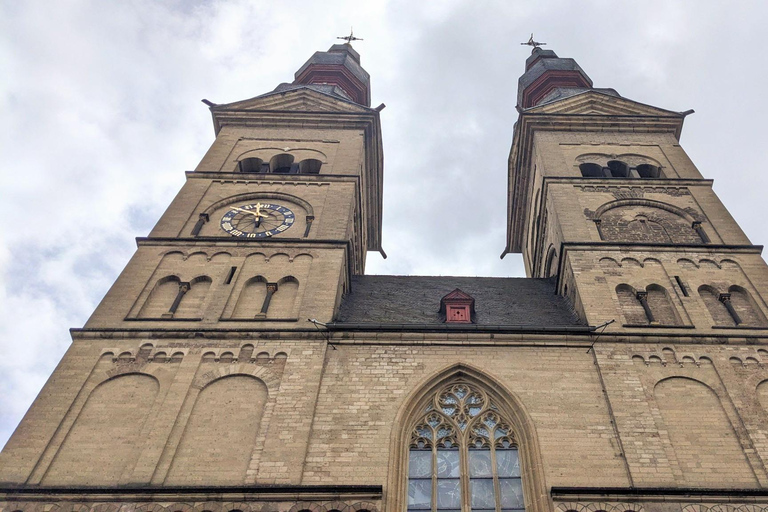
[
  {"x1": 230, "y1": 206, "x2": 270, "y2": 218},
  {"x1": 230, "y1": 206, "x2": 258, "y2": 216},
  {"x1": 254, "y1": 203, "x2": 272, "y2": 218}
]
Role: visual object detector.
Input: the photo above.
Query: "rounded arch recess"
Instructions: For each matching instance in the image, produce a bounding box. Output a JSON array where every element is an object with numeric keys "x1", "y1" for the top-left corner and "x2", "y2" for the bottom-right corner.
[
  {"x1": 165, "y1": 374, "x2": 268, "y2": 485},
  {"x1": 204, "y1": 192, "x2": 314, "y2": 218},
  {"x1": 653, "y1": 376, "x2": 757, "y2": 487},
  {"x1": 594, "y1": 198, "x2": 697, "y2": 223}
]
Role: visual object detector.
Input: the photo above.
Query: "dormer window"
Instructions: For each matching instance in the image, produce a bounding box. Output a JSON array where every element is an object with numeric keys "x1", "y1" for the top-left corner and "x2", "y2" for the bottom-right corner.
[{"x1": 439, "y1": 288, "x2": 475, "y2": 324}]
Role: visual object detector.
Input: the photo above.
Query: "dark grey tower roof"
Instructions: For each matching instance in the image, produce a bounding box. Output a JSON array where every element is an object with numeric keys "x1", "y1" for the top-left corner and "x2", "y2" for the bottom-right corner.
[
  {"x1": 517, "y1": 47, "x2": 594, "y2": 108},
  {"x1": 293, "y1": 44, "x2": 371, "y2": 106}
]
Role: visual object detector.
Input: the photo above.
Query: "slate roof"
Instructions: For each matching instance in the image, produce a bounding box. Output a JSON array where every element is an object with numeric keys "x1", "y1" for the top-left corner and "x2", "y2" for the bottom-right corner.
[
  {"x1": 335, "y1": 275, "x2": 585, "y2": 327},
  {"x1": 267, "y1": 82, "x2": 356, "y2": 103},
  {"x1": 517, "y1": 53, "x2": 593, "y2": 107},
  {"x1": 294, "y1": 45, "x2": 370, "y2": 85},
  {"x1": 535, "y1": 86, "x2": 621, "y2": 107}
]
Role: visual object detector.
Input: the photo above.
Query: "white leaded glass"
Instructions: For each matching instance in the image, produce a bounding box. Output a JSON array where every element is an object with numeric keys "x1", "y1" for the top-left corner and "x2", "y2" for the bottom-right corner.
[{"x1": 407, "y1": 381, "x2": 526, "y2": 512}]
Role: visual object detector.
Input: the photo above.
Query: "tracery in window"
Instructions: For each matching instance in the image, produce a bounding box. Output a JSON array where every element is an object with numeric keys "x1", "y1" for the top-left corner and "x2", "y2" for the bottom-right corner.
[{"x1": 408, "y1": 382, "x2": 524, "y2": 512}]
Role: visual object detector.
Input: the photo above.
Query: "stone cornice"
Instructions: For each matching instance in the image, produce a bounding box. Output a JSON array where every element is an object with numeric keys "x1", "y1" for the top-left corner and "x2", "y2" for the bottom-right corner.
[
  {"x1": 135, "y1": 237, "x2": 352, "y2": 248},
  {"x1": 0, "y1": 484, "x2": 382, "y2": 503},
  {"x1": 552, "y1": 486, "x2": 768, "y2": 501},
  {"x1": 68, "y1": 328, "x2": 768, "y2": 345},
  {"x1": 186, "y1": 171, "x2": 361, "y2": 183}
]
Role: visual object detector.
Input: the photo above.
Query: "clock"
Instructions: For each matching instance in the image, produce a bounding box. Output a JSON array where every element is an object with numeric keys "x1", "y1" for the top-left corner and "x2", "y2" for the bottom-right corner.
[{"x1": 220, "y1": 202, "x2": 296, "y2": 238}]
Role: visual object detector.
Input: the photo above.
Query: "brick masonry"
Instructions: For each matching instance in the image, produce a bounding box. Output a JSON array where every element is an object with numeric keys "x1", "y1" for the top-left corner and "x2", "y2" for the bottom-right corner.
[{"x1": 4, "y1": 48, "x2": 768, "y2": 512}]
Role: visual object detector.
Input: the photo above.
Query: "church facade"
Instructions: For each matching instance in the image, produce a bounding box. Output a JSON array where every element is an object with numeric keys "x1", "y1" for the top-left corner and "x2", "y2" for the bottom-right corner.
[{"x1": 3, "y1": 43, "x2": 768, "y2": 512}]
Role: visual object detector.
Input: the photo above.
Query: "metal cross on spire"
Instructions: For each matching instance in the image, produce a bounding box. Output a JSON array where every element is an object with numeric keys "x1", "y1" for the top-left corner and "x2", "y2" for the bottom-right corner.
[
  {"x1": 520, "y1": 33, "x2": 546, "y2": 49},
  {"x1": 337, "y1": 27, "x2": 363, "y2": 44}
]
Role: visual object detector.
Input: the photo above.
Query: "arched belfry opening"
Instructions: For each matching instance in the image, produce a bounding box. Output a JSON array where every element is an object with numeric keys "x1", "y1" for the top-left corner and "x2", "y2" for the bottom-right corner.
[{"x1": 388, "y1": 365, "x2": 549, "y2": 512}]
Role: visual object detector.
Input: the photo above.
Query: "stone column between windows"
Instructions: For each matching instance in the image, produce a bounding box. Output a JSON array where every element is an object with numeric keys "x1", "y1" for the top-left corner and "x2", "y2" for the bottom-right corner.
[
  {"x1": 191, "y1": 213, "x2": 209, "y2": 236},
  {"x1": 636, "y1": 291, "x2": 655, "y2": 323},
  {"x1": 165, "y1": 282, "x2": 190, "y2": 317},
  {"x1": 719, "y1": 293, "x2": 742, "y2": 325},
  {"x1": 261, "y1": 283, "x2": 279, "y2": 314}
]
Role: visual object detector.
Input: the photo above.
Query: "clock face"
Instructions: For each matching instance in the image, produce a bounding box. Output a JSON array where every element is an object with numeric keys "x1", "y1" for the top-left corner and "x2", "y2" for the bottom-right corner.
[{"x1": 220, "y1": 202, "x2": 296, "y2": 238}]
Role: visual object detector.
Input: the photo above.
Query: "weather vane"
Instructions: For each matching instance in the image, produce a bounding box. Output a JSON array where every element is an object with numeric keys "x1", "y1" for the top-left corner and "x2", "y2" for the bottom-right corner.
[
  {"x1": 337, "y1": 27, "x2": 363, "y2": 44},
  {"x1": 521, "y1": 33, "x2": 546, "y2": 49}
]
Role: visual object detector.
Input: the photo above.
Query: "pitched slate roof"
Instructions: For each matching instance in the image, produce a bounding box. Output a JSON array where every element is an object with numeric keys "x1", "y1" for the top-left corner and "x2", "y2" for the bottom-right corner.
[
  {"x1": 535, "y1": 86, "x2": 620, "y2": 107},
  {"x1": 267, "y1": 82, "x2": 356, "y2": 103},
  {"x1": 335, "y1": 276, "x2": 584, "y2": 327}
]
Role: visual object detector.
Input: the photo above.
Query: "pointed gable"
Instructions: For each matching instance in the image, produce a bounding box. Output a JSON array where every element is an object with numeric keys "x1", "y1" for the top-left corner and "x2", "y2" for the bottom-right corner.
[
  {"x1": 212, "y1": 87, "x2": 372, "y2": 114},
  {"x1": 439, "y1": 288, "x2": 476, "y2": 324},
  {"x1": 207, "y1": 87, "x2": 377, "y2": 136},
  {"x1": 524, "y1": 90, "x2": 684, "y2": 117}
]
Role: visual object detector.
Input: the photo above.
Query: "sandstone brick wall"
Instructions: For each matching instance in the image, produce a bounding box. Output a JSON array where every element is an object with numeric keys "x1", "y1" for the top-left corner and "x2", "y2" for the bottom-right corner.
[
  {"x1": 84, "y1": 244, "x2": 347, "y2": 328},
  {"x1": 655, "y1": 377, "x2": 755, "y2": 487},
  {"x1": 42, "y1": 371, "x2": 159, "y2": 485},
  {"x1": 164, "y1": 374, "x2": 268, "y2": 485},
  {"x1": 6, "y1": 336, "x2": 768, "y2": 496}
]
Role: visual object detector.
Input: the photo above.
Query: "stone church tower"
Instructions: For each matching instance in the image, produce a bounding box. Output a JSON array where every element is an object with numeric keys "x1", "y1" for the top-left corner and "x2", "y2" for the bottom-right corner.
[{"x1": 3, "y1": 43, "x2": 768, "y2": 512}]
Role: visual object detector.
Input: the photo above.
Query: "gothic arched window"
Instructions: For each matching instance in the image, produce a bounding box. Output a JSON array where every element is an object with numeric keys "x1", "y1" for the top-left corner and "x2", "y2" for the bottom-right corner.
[{"x1": 408, "y1": 382, "x2": 525, "y2": 512}]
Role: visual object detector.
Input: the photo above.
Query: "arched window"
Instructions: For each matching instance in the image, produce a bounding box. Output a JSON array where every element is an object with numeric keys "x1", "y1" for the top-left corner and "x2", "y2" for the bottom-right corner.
[
  {"x1": 698, "y1": 285, "x2": 766, "y2": 327},
  {"x1": 299, "y1": 158, "x2": 323, "y2": 174},
  {"x1": 268, "y1": 276, "x2": 299, "y2": 319},
  {"x1": 636, "y1": 163, "x2": 661, "y2": 178},
  {"x1": 175, "y1": 276, "x2": 212, "y2": 319},
  {"x1": 646, "y1": 284, "x2": 680, "y2": 325},
  {"x1": 529, "y1": 189, "x2": 540, "y2": 260},
  {"x1": 543, "y1": 247, "x2": 557, "y2": 278},
  {"x1": 270, "y1": 153, "x2": 295, "y2": 174},
  {"x1": 238, "y1": 157, "x2": 264, "y2": 173},
  {"x1": 578, "y1": 163, "x2": 604, "y2": 178},
  {"x1": 139, "y1": 275, "x2": 181, "y2": 318},
  {"x1": 606, "y1": 160, "x2": 630, "y2": 178},
  {"x1": 616, "y1": 284, "x2": 646, "y2": 325},
  {"x1": 408, "y1": 382, "x2": 525, "y2": 512},
  {"x1": 699, "y1": 285, "x2": 733, "y2": 326},
  {"x1": 232, "y1": 276, "x2": 268, "y2": 319},
  {"x1": 727, "y1": 285, "x2": 767, "y2": 326}
]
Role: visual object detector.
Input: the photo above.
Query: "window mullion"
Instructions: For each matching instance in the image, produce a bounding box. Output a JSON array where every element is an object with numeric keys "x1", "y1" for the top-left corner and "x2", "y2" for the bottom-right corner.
[
  {"x1": 460, "y1": 439, "x2": 470, "y2": 512},
  {"x1": 407, "y1": 383, "x2": 525, "y2": 512},
  {"x1": 490, "y1": 445, "x2": 501, "y2": 512},
  {"x1": 432, "y1": 443, "x2": 438, "y2": 512}
]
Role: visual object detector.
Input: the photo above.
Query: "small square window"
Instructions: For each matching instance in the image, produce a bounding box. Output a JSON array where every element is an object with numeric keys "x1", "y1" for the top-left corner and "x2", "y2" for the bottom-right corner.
[{"x1": 447, "y1": 305, "x2": 470, "y2": 323}]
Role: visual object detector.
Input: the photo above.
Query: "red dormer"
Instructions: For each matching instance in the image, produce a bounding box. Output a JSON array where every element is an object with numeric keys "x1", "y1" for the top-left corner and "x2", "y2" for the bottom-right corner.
[{"x1": 439, "y1": 289, "x2": 475, "y2": 324}]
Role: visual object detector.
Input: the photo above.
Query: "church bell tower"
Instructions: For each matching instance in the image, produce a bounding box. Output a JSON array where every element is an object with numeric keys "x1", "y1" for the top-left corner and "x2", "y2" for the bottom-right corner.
[
  {"x1": 505, "y1": 46, "x2": 768, "y2": 334},
  {"x1": 0, "y1": 42, "x2": 384, "y2": 493}
]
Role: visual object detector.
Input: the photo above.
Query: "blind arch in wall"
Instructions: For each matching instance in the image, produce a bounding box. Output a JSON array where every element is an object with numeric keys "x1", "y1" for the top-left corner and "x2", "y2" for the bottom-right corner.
[
  {"x1": 654, "y1": 377, "x2": 756, "y2": 487},
  {"x1": 165, "y1": 375, "x2": 268, "y2": 485},
  {"x1": 43, "y1": 373, "x2": 159, "y2": 485},
  {"x1": 139, "y1": 276, "x2": 181, "y2": 318}
]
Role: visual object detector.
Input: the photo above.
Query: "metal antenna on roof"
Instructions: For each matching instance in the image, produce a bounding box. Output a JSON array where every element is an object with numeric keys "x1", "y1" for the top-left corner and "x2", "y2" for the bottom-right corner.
[
  {"x1": 520, "y1": 33, "x2": 546, "y2": 49},
  {"x1": 586, "y1": 319, "x2": 615, "y2": 353},
  {"x1": 309, "y1": 318, "x2": 337, "y2": 350},
  {"x1": 337, "y1": 27, "x2": 363, "y2": 44}
]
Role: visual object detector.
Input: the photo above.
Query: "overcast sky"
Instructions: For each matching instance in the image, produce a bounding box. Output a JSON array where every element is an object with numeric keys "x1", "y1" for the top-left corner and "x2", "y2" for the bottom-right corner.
[{"x1": 2, "y1": 0, "x2": 768, "y2": 448}]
